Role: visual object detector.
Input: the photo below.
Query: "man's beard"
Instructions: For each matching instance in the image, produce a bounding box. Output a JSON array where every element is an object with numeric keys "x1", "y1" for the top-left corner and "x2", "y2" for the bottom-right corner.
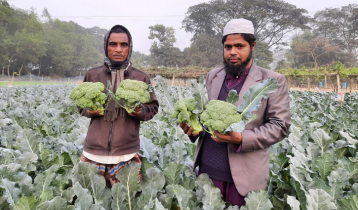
[
  {"x1": 224, "y1": 50, "x2": 252, "y2": 77},
  {"x1": 110, "y1": 59, "x2": 126, "y2": 68}
]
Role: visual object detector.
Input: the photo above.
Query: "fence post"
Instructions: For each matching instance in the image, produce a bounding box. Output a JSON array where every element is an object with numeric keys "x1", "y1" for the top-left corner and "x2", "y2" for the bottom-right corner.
[
  {"x1": 324, "y1": 74, "x2": 327, "y2": 89},
  {"x1": 349, "y1": 77, "x2": 352, "y2": 93},
  {"x1": 171, "y1": 75, "x2": 175, "y2": 86},
  {"x1": 337, "y1": 74, "x2": 340, "y2": 93},
  {"x1": 307, "y1": 76, "x2": 310, "y2": 91}
]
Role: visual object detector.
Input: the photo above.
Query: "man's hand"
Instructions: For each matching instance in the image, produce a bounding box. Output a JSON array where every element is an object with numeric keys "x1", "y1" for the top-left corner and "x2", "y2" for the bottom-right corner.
[
  {"x1": 180, "y1": 122, "x2": 200, "y2": 137},
  {"x1": 211, "y1": 131, "x2": 242, "y2": 144},
  {"x1": 87, "y1": 110, "x2": 104, "y2": 117},
  {"x1": 128, "y1": 104, "x2": 143, "y2": 117}
]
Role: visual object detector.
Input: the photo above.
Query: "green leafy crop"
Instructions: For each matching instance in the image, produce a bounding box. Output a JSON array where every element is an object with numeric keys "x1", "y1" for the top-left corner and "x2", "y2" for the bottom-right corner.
[
  {"x1": 69, "y1": 82, "x2": 107, "y2": 114},
  {"x1": 170, "y1": 97, "x2": 203, "y2": 134},
  {"x1": 115, "y1": 79, "x2": 151, "y2": 114}
]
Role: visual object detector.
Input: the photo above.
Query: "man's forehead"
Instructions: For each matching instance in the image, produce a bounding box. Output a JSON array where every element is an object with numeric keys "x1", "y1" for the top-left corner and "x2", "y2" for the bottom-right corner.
[
  {"x1": 224, "y1": 34, "x2": 246, "y2": 44},
  {"x1": 108, "y1": 33, "x2": 129, "y2": 42}
]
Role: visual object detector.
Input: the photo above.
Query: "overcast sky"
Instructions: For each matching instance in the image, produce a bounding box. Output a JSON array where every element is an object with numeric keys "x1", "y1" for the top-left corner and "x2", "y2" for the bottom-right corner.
[{"x1": 8, "y1": 0, "x2": 357, "y2": 54}]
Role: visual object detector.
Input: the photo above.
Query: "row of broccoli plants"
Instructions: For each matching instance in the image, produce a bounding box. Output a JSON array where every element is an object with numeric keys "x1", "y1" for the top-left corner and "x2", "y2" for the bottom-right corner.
[
  {"x1": 1, "y1": 78, "x2": 358, "y2": 209},
  {"x1": 0, "y1": 83, "x2": 251, "y2": 210}
]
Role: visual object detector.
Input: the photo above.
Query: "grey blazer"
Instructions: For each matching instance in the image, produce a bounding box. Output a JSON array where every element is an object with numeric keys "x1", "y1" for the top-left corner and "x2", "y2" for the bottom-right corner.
[{"x1": 193, "y1": 63, "x2": 291, "y2": 196}]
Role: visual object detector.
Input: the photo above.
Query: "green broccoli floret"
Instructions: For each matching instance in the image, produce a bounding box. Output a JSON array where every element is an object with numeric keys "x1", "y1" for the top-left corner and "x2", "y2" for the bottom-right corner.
[
  {"x1": 70, "y1": 82, "x2": 107, "y2": 114},
  {"x1": 200, "y1": 100, "x2": 242, "y2": 135},
  {"x1": 170, "y1": 97, "x2": 203, "y2": 134},
  {"x1": 115, "y1": 79, "x2": 151, "y2": 113}
]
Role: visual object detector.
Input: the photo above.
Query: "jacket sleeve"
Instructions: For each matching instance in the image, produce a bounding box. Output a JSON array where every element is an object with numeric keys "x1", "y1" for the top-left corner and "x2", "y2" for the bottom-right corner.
[
  {"x1": 240, "y1": 75, "x2": 291, "y2": 152},
  {"x1": 132, "y1": 76, "x2": 159, "y2": 121}
]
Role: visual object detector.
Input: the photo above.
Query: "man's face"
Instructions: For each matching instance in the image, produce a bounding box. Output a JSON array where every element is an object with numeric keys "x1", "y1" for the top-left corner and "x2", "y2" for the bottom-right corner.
[
  {"x1": 223, "y1": 34, "x2": 255, "y2": 68},
  {"x1": 107, "y1": 33, "x2": 129, "y2": 62}
]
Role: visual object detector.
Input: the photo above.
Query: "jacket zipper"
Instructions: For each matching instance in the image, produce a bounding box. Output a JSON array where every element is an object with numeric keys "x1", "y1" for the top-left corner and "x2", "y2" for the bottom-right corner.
[{"x1": 108, "y1": 121, "x2": 113, "y2": 155}]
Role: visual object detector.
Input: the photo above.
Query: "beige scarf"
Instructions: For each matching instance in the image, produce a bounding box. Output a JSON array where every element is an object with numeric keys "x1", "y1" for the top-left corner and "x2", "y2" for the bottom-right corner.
[{"x1": 104, "y1": 61, "x2": 130, "y2": 121}]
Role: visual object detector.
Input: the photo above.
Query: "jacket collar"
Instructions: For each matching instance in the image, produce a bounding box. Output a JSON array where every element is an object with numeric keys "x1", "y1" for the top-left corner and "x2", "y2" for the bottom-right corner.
[{"x1": 104, "y1": 62, "x2": 133, "y2": 75}]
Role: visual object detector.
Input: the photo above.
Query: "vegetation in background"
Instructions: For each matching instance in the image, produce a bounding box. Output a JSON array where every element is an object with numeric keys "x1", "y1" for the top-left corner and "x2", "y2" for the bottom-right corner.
[{"x1": 0, "y1": 0, "x2": 357, "y2": 79}]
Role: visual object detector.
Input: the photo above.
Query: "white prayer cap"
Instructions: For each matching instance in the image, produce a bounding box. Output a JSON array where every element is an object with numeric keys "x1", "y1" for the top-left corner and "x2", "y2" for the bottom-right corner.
[{"x1": 223, "y1": 18, "x2": 254, "y2": 36}]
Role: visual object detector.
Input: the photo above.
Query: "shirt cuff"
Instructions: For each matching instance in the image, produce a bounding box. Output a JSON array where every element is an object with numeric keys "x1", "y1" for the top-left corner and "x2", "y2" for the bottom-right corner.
[{"x1": 232, "y1": 144, "x2": 242, "y2": 153}]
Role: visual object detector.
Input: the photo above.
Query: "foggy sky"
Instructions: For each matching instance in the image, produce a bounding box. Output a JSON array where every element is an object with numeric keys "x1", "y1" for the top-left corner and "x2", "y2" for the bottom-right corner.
[{"x1": 8, "y1": 0, "x2": 357, "y2": 54}]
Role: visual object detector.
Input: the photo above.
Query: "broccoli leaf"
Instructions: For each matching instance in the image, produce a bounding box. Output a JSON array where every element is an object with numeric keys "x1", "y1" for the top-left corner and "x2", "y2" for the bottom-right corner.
[
  {"x1": 314, "y1": 153, "x2": 334, "y2": 181},
  {"x1": 225, "y1": 121, "x2": 245, "y2": 133},
  {"x1": 227, "y1": 89, "x2": 239, "y2": 105},
  {"x1": 71, "y1": 162, "x2": 99, "y2": 191},
  {"x1": 36, "y1": 197, "x2": 70, "y2": 210},
  {"x1": 164, "y1": 162, "x2": 183, "y2": 185},
  {"x1": 287, "y1": 195, "x2": 301, "y2": 210},
  {"x1": 337, "y1": 194, "x2": 358, "y2": 210},
  {"x1": 191, "y1": 76, "x2": 208, "y2": 114},
  {"x1": 14, "y1": 196, "x2": 40, "y2": 210},
  {"x1": 240, "y1": 191, "x2": 273, "y2": 210},
  {"x1": 0, "y1": 179, "x2": 21, "y2": 207},
  {"x1": 305, "y1": 189, "x2": 337, "y2": 210},
  {"x1": 238, "y1": 78, "x2": 278, "y2": 123},
  {"x1": 72, "y1": 182, "x2": 94, "y2": 209},
  {"x1": 114, "y1": 162, "x2": 141, "y2": 210}
]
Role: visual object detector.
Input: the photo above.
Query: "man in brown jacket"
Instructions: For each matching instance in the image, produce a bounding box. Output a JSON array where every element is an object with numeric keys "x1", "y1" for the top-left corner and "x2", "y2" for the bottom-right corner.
[
  {"x1": 181, "y1": 18, "x2": 291, "y2": 207},
  {"x1": 79, "y1": 25, "x2": 159, "y2": 186}
]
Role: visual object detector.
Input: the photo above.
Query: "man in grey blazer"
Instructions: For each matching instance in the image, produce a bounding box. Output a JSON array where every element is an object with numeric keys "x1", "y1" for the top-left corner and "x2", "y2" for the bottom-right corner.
[{"x1": 180, "y1": 18, "x2": 291, "y2": 207}]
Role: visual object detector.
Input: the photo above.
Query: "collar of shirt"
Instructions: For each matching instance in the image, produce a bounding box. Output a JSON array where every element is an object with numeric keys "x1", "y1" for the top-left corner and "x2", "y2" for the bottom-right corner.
[{"x1": 225, "y1": 67, "x2": 251, "y2": 88}]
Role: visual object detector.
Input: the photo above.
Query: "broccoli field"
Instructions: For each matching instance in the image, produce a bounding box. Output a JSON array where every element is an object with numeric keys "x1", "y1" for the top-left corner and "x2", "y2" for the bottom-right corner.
[{"x1": 0, "y1": 76, "x2": 358, "y2": 210}]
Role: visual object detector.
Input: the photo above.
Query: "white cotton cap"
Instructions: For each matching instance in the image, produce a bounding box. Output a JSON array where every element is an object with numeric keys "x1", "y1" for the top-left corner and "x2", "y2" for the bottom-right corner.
[{"x1": 223, "y1": 18, "x2": 255, "y2": 36}]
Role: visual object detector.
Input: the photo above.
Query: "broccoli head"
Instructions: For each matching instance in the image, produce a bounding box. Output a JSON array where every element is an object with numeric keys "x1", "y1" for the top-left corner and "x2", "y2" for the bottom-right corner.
[
  {"x1": 115, "y1": 79, "x2": 151, "y2": 113},
  {"x1": 70, "y1": 82, "x2": 107, "y2": 114},
  {"x1": 170, "y1": 97, "x2": 203, "y2": 134},
  {"x1": 200, "y1": 100, "x2": 242, "y2": 134}
]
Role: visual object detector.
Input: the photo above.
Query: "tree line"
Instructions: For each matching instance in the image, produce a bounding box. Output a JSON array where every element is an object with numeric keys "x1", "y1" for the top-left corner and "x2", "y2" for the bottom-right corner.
[
  {"x1": 146, "y1": 0, "x2": 358, "y2": 70},
  {"x1": 0, "y1": 0, "x2": 357, "y2": 78},
  {"x1": 0, "y1": 0, "x2": 105, "y2": 77}
]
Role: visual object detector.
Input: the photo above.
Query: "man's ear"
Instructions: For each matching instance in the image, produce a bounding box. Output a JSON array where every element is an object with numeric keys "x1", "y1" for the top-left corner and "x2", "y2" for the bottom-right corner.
[{"x1": 251, "y1": 41, "x2": 256, "y2": 52}]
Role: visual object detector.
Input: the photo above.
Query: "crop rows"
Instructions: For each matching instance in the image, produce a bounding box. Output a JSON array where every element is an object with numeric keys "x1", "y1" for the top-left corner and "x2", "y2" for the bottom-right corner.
[{"x1": 0, "y1": 77, "x2": 357, "y2": 209}]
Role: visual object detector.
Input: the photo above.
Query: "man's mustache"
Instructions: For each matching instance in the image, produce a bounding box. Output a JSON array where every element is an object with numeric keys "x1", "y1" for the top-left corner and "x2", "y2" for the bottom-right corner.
[{"x1": 228, "y1": 57, "x2": 241, "y2": 60}]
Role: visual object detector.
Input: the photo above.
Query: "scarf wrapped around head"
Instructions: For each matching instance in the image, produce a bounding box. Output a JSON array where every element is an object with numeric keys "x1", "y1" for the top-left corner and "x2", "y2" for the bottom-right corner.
[{"x1": 103, "y1": 25, "x2": 133, "y2": 121}]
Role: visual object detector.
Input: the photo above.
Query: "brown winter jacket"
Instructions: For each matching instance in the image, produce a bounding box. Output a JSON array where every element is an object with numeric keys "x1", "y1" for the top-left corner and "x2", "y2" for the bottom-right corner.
[{"x1": 79, "y1": 64, "x2": 159, "y2": 156}]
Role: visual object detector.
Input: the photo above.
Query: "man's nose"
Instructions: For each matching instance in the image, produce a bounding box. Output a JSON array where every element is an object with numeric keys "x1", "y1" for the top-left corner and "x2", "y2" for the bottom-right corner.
[
  {"x1": 229, "y1": 47, "x2": 238, "y2": 55},
  {"x1": 115, "y1": 45, "x2": 123, "y2": 52}
]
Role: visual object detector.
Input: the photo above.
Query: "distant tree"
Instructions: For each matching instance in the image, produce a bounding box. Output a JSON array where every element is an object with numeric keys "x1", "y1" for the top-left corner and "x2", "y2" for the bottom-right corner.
[
  {"x1": 0, "y1": 1, "x2": 35, "y2": 76},
  {"x1": 131, "y1": 51, "x2": 150, "y2": 69},
  {"x1": 148, "y1": 24, "x2": 183, "y2": 67},
  {"x1": 183, "y1": 0, "x2": 310, "y2": 47},
  {"x1": 13, "y1": 15, "x2": 47, "y2": 76},
  {"x1": 291, "y1": 32, "x2": 337, "y2": 68},
  {"x1": 182, "y1": 33, "x2": 222, "y2": 68},
  {"x1": 42, "y1": 19, "x2": 102, "y2": 77},
  {"x1": 181, "y1": 0, "x2": 309, "y2": 68},
  {"x1": 313, "y1": 4, "x2": 358, "y2": 65},
  {"x1": 87, "y1": 26, "x2": 108, "y2": 55}
]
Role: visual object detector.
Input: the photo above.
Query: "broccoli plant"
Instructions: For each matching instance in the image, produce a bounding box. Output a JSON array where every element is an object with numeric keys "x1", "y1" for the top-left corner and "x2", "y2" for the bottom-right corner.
[
  {"x1": 201, "y1": 78, "x2": 278, "y2": 135},
  {"x1": 169, "y1": 76, "x2": 207, "y2": 134},
  {"x1": 107, "y1": 79, "x2": 152, "y2": 114},
  {"x1": 200, "y1": 99, "x2": 242, "y2": 134},
  {"x1": 69, "y1": 82, "x2": 107, "y2": 114},
  {"x1": 170, "y1": 97, "x2": 203, "y2": 134}
]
